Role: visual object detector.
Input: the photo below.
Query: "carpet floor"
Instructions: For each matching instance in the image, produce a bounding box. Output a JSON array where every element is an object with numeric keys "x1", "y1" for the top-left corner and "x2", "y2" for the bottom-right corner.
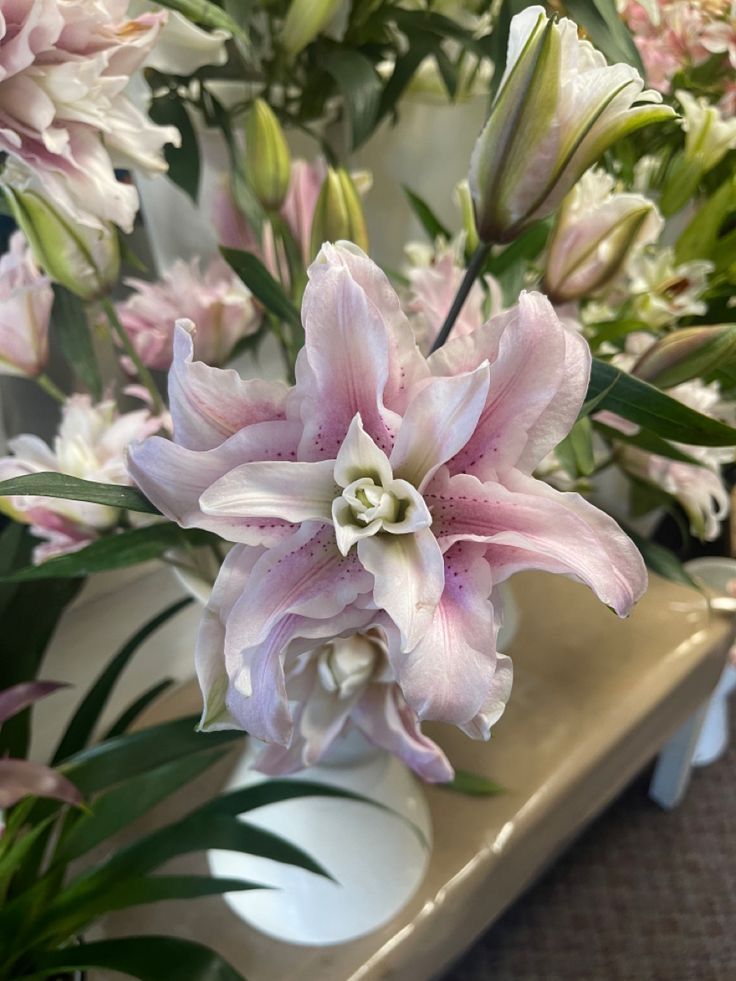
[{"x1": 444, "y1": 718, "x2": 736, "y2": 981}]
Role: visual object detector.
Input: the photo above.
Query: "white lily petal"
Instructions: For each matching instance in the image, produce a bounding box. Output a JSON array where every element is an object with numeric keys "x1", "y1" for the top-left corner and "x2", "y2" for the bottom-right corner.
[
  {"x1": 200, "y1": 460, "x2": 336, "y2": 522},
  {"x1": 333, "y1": 413, "x2": 394, "y2": 489}
]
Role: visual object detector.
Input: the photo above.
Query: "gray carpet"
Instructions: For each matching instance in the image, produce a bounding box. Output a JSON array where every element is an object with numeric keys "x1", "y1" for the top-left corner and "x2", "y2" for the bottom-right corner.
[{"x1": 444, "y1": 719, "x2": 736, "y2": 980}]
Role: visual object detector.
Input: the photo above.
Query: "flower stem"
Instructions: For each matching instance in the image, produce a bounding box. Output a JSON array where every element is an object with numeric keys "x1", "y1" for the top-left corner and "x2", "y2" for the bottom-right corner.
[
  {"x1": 429, "y1": 242, "x2": 492, "y2": 353},
  {"x1": 100, "y1": 297, "x2": 164, "y2": 414},
  {"x1": 36, "y1": 373, "x2": 66, "y2": 404}
]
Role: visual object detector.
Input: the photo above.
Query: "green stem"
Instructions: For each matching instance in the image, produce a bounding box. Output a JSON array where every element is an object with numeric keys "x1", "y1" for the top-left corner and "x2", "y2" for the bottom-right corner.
[
  {"x1": 429, "y1": 242, "x2": 492, "y2": 353},
  {"x1": 100, "y1": 298, "x2": 164, "y2": 414},
  {"x1": 35, "y1": 373, "x2": 66, "y2": 404}
]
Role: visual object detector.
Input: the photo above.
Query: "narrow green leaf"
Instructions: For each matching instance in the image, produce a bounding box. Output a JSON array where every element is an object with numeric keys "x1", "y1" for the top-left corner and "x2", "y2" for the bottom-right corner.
[
  {"x1": 221, "y1": 247, "x2": 300, "y2": 327},
  {"x1": 322, "y1": 48, "x2": 383, "y2": 149},
  {"x1": 21, "y1": 935, "x2": 245, "y2": 981},
  {"x1": 587, "y1": 358, "x2": 736, "y2": 446},
  {"x1": 0, "y1": 472, "x2": 159, "y2": 514},
  {"x1": 52, "y1": 286, "x2": 101, "y2": 399},
  {"x1": 54, "y1": 749, "x2": 224, "y2": 865},
  {"x1": 403, "y1": 186, "x2": 451, "y2": 242},
  {"x1": 149, "y1": 95, "x2": 201, "y2": 202},
  {"x1": 52, "y1": 599, "x2": 193, "y2": 764},
  {"x1": 197, "y1": 779, "x2": 392, "y2": 818},
  {"x1": 594, "y1": 422, "x2": 701, "y2": 465},
  {"x1": 102, "y1": 678, "x2": 175, "y2": 740},
  {"x1": 59, "y1": 715, "x2": 242, "y2": 796},
  {"x1": 0, "y1": 815, "x2": 57, "y2": 898},
  {"x1": 2, "y1": 525, "x2": 215, "y2": 582},
  {"x1": 442, "y1": 769, "x2": 505, "y2": 797},
  {"x1": 623, "y1": 527, "x2": 698, "y2": 588}
]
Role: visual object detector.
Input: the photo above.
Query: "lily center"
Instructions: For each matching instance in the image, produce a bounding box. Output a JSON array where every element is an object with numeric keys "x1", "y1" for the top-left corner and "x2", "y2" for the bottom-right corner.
[{"x1": 331, "y1": 472, "x2": 431, "y2": 556}]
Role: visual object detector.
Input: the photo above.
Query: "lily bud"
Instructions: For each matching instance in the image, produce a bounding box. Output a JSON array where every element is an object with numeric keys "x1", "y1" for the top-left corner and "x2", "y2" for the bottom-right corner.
[
  {"x1": 632, "y1": 325, "x2": 736, "y2": 389},
  {"x1": 5, "y1": 188, "x2": 119, "y2": 301},
  {"x1": 245, "y1": 99, "x2": 291, "y2": 212},
  {"x1": 454, "y1": 180, "x2": 480, "y2": 254},
  {"x1": 309, "y1": 168, "x2": 369, "y2": 259},
  {"x1": 468, "y1": 5, "x2": 674, "y2": 244},
  {"x1": 544, "y1": 169, "x2": 662, "y2": 304},
  {"x1": 282, "y1": 0, "x2": 342, "y2": 57}
]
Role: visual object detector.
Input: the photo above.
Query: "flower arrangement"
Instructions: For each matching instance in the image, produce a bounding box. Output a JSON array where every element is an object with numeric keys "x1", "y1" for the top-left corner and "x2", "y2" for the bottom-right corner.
[{"x1": 0, "y1": 0, "x2": 735, "y2": 975}]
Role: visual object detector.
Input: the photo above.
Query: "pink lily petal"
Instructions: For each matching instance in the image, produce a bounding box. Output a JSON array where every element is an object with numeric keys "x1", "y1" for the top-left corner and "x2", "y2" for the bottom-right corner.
[
  {"x1": 200, "y1": 460, "x2": 336, "y2": 523},
  {"x1": 458, "y1": 651, "x2": 513, "y2": 740},
  {"x1": 0, "y1": 680, "x2": 67, "y2": 726},
  {"x1": 429, "y1": 469, "x2": 646, "y2": 616},
  {"x1": 432, "y1": 293, "x2": 590, "y2": 478},
  {"x1": 394, "y1": 542, "x2": 501, "y2": 725},
  {"x1": 169, "y1": 322, "x2": 288, "y2": 451},
  {"x1": 390, "y1": 363, "x2": 490, "y2": 490},
  {"x1": 127, "y1": 420, "x2": 302, "y2": 546},
  {"x1": 0, "y1": 759, "x2": 82, "y2": 809},
  {"x1": 352, "y1": 685, "x2": 454, "y2": 783},
  {"x1": 357, "y1": 526, "x2": 445, "y2": 651}
]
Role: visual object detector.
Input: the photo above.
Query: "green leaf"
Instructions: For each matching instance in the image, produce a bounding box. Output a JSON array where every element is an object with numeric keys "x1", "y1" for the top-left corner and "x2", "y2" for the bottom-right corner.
[
  {"x1": 403, "y1": 186, "x2": 451, "y2": 242},
  {"x1": 623, "y1": 527, "x2": 698, "y2": 588},
  {"x1": 0, "y1": 472, "x2": 159, "y2": 514},
  {"x1": 21, "y1": 935, "x2": 245, "y2": 981},
  {"x1": 52, "y1": 598, "x2": 193, "y2": 764},
  {"x1": 196, "y1": 779, "x2": 392, "y2": 818},
  {"x1": 442, "y1": 769, "x2": 505, "y2": 797},
  {"x1": 563, "y1": 0, "x2": 644, "y2": 72},
  {"x1": 0, "y1": 815, "x2": 57, "y2": 900},
  {"x1": 322, "y1": 48, "x2": 383, "y2": 149},
  {"x1": 485, "y1": 219, "x2": 550, "y2": 277},
  {"x1": 149, "y1": 95, "x2": 201, "y2": 202},
  {"x1": 58, "y1": 715, "x2": 243, "y2": 796},
  {"x1": 675, "y1": 174, "x2": 736, "y2": 268},
  {"x1": 102, "y1": 678, "x2": 175, "y2": 740},
  {"x1": 2, "y1": 524, "x2": 215, "y2": 582},
  {"x1": 53, "y1": 749, "x2": 225, "y2": 865},
  {"x1": 151, "y1": 0, "x2": 251, "y2": 48},
  {"x1": 594, "y1": 422, "x2": 701, "y2": 465},
  {"x1": 221, "y1": 247, "x2": 300, "y2": 327},
  {"x1": 587, "y1": 358, "x2": 736, "y2": 446},
  {"x1": 378, "y1": 31, "x2": 438, "y2": 122},
  {"x1": 52, "y1": 286, "x2": 101, "y2": 399},
  {"x1": 556, "y1": 417, "x2": 595, "y2": 478}
]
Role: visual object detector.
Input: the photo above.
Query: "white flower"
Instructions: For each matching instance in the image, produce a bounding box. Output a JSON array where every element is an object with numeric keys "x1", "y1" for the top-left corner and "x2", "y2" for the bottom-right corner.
[{"x1": 628, "y1": 248, "x2": 713, "y2": 328}]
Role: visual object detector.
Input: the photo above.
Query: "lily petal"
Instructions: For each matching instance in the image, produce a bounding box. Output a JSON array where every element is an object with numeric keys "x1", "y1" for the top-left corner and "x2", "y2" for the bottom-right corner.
[
  {"x1": 333, "y1": 413, "x2": 393, "y2": 489},
  {"x1": 395, "y1": 542, "x2": 502, "y2": 725},
  {"x1": 358, "y1": 526, "x2": 445, "y2": 650},
  {"x1": 458, "y1": 651, "x2": 514, "y2": 740},
  {"x1": 0, "y1": 759, "x2": 82, "y2": 809},
  {"x1": 200, "y1": 460, "x2": 336, "y2": 523},
  {"x1": 390, "y1": 363, "x2": 490, "y2": 490}
]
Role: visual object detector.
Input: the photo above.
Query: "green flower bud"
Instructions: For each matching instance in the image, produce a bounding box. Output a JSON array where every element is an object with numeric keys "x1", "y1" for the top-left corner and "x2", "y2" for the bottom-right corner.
[
  {"x1": 309, "y1": 168, "x2": 369, "y2": 260},
  {"x1": 245, "y1": 99, "x2": 291, "y2": 212},
  {"x1": 632, "y1": 325, "x2": 736, "y2": 389},
  {"x1": 5, "y1": 187, "x2": 120, "y2": 301},
  {"x1": 454, "y1": 179, "x2": 479, "y2": 254},
  {"x1": 282, "y1": 0, "x2": 342, "y2": 57}
]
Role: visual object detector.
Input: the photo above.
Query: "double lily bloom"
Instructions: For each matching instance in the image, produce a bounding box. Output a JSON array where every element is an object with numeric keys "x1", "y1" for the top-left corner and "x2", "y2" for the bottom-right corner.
[{"x1": 130, "y1": 243, "x2": 647, "y2": 780}]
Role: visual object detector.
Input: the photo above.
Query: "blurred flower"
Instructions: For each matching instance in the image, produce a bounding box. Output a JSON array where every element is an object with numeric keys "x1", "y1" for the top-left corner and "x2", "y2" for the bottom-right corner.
[
  {"x1": 469, "y1": 5, "x2": 672, "y2": 243},
  {"x1": 282, "y1": 0, "x2": 343, "y2": 56},
  {"x1": 116, "y1": 256, "x2": 260, "y2": 371},
  {"x1": 628, "y1": 247, "x2": 713, "y2": 327},
  {"x1": 0, "y1": 231, "x2": 53, "y2": 378},
  {"x1": 130, "y1": 243, "x2": 646, "y2": 769},
  {"x1": 631, "y1": 323, "x2": 736, "y2": 388},
  {"x1": 132, "y1": 2, "x2": 229, "y2": 73},
  {"x1": 404, "y1": 238, "x2": 504, "y2": 351},
  {"x1": 544, "y1": 168, "x2": 662, "y2": 304},
  {"x1": 621, "y1": 1, "x2": 711, "y2": 93},
  {"x1": 677, "y1": 89, "x2": 736, "y2": 172},
  {"x1": 0, "y1": 0, "x2": 180, "y2": 232},
  {"x1": 0, "y1": 396, "x2": 160, "y2": 563},
  {"x1": 5, "y1": 187, "x2": 120, "y2": 301}
]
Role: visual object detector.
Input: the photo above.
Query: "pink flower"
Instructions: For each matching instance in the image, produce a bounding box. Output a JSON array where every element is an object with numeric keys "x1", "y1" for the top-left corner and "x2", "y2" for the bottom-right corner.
[
  {"x1": 116, "y1": 256, "x2": 261, "y2": 371},
  {"x1": 0, "y1": 394, "x2": 160, "y2": 563},
  {"x1": 0, "y1": 1, "x2": 180, "y2": 231},
  {"x1": 0, "y1": 230, "x2": 53, "y2": 377},
  {"x1": 129, "y1": 243, "x2": 646, "y2": 776}
]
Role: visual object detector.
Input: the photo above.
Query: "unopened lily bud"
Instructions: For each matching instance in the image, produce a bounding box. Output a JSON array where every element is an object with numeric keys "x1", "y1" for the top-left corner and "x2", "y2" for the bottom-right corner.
[
  {"x1": 454, "y1": 180, "x2": 479, "y2": 254},
  {"x1": 632, "y1": 325, "x2": 736, "y2": 389},
  {"x1": 245, "y1": 99, "x2": 291, "y2": 212},
  {"x1": 282, "y1": 0, "x2": 342, "y2": 57},
  {"x1": 5, "y1": 188, "x2": 120, "y2": 301},
  {"x1": 468, "y1": 5, "x2": 674, "y2": 244},
  {"x1": 544, "y1": 169, "x2": 662, "y2": 304},
  {"x1": 309, "y1": 168, "x2": 369, "y2": 259}
]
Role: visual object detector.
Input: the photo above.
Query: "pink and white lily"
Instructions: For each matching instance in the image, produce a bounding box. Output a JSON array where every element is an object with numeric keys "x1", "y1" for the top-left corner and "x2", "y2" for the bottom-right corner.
[
  {"x1": 0, "y1": 230, "x2": 53, "y2": 378},
  {"x1": 129, "y1": 242, "x2": 646, "y2": 776}
]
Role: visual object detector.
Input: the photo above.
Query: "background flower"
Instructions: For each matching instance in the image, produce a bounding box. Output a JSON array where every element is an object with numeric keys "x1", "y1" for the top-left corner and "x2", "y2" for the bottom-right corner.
[{"x1": 0, "y1": 230, "x2": 52, "y2": 377}]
